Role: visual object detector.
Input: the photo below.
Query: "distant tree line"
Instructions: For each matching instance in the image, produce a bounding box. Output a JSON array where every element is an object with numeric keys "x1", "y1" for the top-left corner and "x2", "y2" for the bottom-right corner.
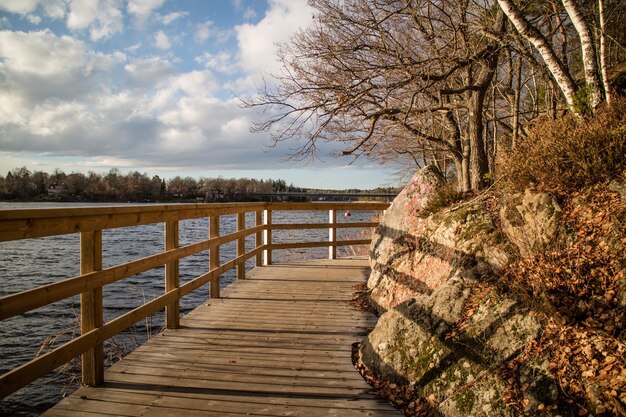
[{"x1": 0, "y1": 167, "x2": 311, "y2": 202}]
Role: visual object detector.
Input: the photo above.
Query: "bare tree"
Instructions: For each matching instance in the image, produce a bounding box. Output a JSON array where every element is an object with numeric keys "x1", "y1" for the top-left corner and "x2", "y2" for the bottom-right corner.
[{"x1": 244, "y1": 0, "x2": 506, "y2": 191}]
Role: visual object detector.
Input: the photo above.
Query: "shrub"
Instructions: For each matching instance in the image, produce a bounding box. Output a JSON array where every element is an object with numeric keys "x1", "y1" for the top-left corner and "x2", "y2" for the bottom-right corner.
[
  {"x1": 421, "y1": 182, "x2": 463, "y2": 216},
  {"x1": 498, "y1": 99, "x2": 626, "y2": 193}
]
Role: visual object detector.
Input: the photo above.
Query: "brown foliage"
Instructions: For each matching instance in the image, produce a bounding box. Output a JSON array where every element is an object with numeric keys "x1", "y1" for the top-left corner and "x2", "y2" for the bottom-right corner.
[
  {"x1": 499, "y1": 99, "x2": 626, "y2": 193},
  {"x1": 501, "y1": 185, "x2": 626, "y2": 415}
]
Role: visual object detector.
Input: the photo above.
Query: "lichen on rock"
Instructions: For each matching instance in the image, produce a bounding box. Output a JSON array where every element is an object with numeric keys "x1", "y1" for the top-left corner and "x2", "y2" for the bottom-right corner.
[
  {"x1": 368, "y1": 166, "x2": 510, "y2": 311},
  {"x1": 359, "y1": 166, "x2": 564, "y2": 416},
  {"x1": 499, "y1": 189, "x2": 562, "y2": 258}
]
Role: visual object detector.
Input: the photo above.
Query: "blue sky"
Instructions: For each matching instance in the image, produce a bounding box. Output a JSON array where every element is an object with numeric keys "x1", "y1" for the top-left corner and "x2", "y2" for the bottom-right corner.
[{"x1": 0, "y1": 0, "x2": 397, "y2": 189}]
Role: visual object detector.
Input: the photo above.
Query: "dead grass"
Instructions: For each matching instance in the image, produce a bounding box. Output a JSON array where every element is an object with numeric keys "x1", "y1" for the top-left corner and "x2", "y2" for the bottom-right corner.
[{"x1": 499, "y1": 99, "x2": 626, "y2": 193}]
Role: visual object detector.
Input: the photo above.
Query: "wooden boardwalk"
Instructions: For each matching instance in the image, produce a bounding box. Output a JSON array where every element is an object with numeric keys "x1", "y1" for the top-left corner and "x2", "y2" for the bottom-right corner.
[{"x1": 42, "y1": 259, "x2": 400, "y2": 417}]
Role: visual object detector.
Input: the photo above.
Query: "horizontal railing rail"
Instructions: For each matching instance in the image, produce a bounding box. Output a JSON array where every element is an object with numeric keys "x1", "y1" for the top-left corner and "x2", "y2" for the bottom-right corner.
[{"x1": 0, "y1": 201, "x2": 388, "y2": 399}]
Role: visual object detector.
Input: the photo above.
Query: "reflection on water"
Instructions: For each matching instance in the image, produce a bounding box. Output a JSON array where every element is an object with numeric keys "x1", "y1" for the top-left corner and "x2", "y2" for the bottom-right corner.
[{"x1": 0, "y1": 202, "x2": 374, "y2": 416}]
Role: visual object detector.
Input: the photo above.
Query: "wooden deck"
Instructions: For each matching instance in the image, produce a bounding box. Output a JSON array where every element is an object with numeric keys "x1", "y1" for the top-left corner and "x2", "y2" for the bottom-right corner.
[{"x1": 42, "y1": 259, "x2": 399, "y2": 417}]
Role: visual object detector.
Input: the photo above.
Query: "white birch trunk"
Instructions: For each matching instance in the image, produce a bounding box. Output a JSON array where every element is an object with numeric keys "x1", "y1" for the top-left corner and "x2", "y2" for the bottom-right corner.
[
  {"x1": 598, "y1": 0, "x2": 613, "y2": 104},
  {"x1": 496, "y1": 0, "x2": 579, "y2": 113},
  {"x1": 561, "y1": 0, "x2": 604, "y2": 109}
]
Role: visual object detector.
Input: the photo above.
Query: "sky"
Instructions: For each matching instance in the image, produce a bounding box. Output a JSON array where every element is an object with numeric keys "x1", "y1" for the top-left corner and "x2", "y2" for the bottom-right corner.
[{"x1": 0, "y1": 0, "x2": 398, "y2": 189}]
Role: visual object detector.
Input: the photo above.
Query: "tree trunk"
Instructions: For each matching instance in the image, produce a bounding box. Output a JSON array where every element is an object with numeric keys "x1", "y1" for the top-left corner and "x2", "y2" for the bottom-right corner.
[
  {"x1": 512, "y1": 55, "x2": 522, "y2": 148},
  {"x1": 552, "y1": 3, "x2": 569, "y2": 71},
  {"x1": 598, "y1": 0, "x2": 613, "y2": 104},
  {"x1": 497, "y1": 0, "x2": 579, "y2": 113},
  {"x1": 561, "y1": 0, "x2": 604, "y2": 109},
  {"x1": 460, "y1": 149, "x2": 471, "y2": 193},
  {"x1": 468, "y1": 91, "x2": 490, "y2": 190}
]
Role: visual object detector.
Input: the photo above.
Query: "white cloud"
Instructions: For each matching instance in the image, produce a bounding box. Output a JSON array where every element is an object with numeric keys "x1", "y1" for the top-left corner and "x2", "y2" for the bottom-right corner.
[
  {"x1": 154, "y1": 30, "x2": 171, "y2": 50},
  {"x1": 28, "y1": 101, "x2": 87, "y2": 135},
  {"x1": 230, "y1": 0, "x2": 257, "y2": 21},
  {"x1": 0, "y1": 4, "x2": 322, "y2": 173},
  {"x1": 160, "y1": 127, "x2": 206, "y2": 152},
  {"x1": 0, "y1": 0, "x2": 66, "y2": 19},
  {"x1": 195, "y1": 20, "x2": 232, "y2": 44},
  {"x1": 236, "y1": 0, "x2": 313, "y2": 74},
  {"x1": 221, "y1": 116, "x2": 250, "y2": 140},
  {"x1": 67, "y1": 0, "x2": 124, "y2": 41},
  {"x1": 159, "y1": 11, "x2": 187, "y2": 25},
  {"x1": 85, "y1": 51, "x2": 126, "y2": 74},
  {"x1": 243, "y1": 7, "x2": 257, "y2": 20},
  {"x1": 125, "y1": 42, "x2": 142, "y2": 53},
  {"x1": 0, "y1": 2, "x2": 391, "y2": 183},
  {"x1": 26, "y1": 14, "x2": 42, "y2": 25},
  {"x1": 0, "y1": 29, "x2": 83, "y2": 77},
  {"x1": 172, "y1": 70, "x2": 216, "y2": 98},
  {"x1": 42, "y1": 0, "x2": 66, "y2": 19},
  {"x1": 127, "y1": 0, "x2": 167, "y2": 22},
  {"x1": 124, "y1": 56, "x2": 176, "y2": 87},
  {"x1": 195, "y1": 51, "x2": 236, "y2": 74},
  {"x1": 0, "y1": 0, "x2": 41, "y2": 14},
  {"x1": 195, "y1": 20, "x2": 213, "y2": 42},
  {"x1": 0, "y1": 29, "x2": 123, "y2": 120}
]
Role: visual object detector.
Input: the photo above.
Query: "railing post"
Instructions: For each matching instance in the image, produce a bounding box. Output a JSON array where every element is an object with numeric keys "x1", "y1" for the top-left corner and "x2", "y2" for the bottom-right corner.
[
  {"x1": 164, "y1": 221, "x2": 180, "y2": 329},
  {"x1": 209, "y1": 216, "x2": 220, "y2": 298},
  {"x1": 263, "y1": 209, "x2": 272, "y2": 265},
  {"x1": 237, "y1": 212, "x2": 246, "y2": 279},
  {"x1": 255, "y1": 210, "x2": 263, "y2": 267},
  {"x1": 80, "y1": 230, "x2": 104, "y2": 386},
  {"x1": 329, "y1": 209, "x2": 337, "y2": 259}
]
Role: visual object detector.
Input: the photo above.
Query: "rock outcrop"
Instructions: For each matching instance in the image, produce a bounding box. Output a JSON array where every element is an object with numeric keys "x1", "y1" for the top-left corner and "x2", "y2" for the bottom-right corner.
[
  {"x1": 360, "y1": 166, "x2": 562, "y2": 416},
  {"x1": 499, "y1": 189, "x2": 562, "y2": 258},
  {"x1": 368, "y1": 167, "x2": 511, "y2": 312}
]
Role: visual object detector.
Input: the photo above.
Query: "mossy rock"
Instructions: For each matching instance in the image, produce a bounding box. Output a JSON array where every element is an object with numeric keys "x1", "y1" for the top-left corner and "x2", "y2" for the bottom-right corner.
[{"x1": 438, "y1": 373, "x2": 514, "y2": 417}]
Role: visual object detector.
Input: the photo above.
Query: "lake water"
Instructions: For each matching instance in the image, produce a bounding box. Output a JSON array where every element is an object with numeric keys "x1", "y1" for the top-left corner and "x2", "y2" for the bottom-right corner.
[{"x1": 0, "y1": 202, "x2": 375, "y2": 416}]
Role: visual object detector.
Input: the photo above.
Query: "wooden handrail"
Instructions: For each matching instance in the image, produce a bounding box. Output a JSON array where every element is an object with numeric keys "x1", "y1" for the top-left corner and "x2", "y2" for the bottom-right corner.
[
  {"x1": 0, "y1": 225, "x2": 264, "y2": 320},
  {"x1": 0, "y1": 201, "x2": 388, "y2": 399}
]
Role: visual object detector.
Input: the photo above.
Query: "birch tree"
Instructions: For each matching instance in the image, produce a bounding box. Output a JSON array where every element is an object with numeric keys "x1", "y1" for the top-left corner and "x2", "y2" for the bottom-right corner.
[
  {"x1": 598, "y1": 0, "x2": 613, "y2": 104},
  {"x1": 496, "y1": 0, "x2": 611, "y2": 114},
  {"x1": 496, "y1": 0, "x2": 579, "y2": 111},
  {"x1": 560, "y1": 0, "x2": 604, "y2": 108}
]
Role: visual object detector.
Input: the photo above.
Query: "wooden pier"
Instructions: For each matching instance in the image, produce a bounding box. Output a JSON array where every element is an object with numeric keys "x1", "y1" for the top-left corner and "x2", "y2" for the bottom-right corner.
[
  {"x1": 42, "y1": 259, "x2": 399, "y2": 416},
  {"x1": 0, "y1": 202, "x2": 396, "y2": 415}
]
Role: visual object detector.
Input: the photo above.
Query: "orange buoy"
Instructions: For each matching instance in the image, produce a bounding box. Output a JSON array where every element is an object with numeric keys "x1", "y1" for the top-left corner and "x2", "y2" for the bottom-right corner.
[{"x1": 344, "y1": 210, "x2": 351, "y2": 217}]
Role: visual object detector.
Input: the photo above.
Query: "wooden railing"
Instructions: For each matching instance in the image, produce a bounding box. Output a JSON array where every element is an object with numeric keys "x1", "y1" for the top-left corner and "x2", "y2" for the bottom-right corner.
[{"x1": 0, "y1": 201, "x2": 388, "y2": 398}]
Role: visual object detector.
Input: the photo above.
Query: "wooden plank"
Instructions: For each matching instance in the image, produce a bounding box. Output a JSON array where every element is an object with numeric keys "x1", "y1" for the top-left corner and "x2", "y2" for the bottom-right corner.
[
  {"x1": 0, "y1": 203, "x2": 268, "y2": 242},
  {"x1": 269, "y1": 221, "x2": 378, "y2": 230},
  {"x1": 0, "y1": 202, "x2": 387, "y2": 242},
  {"x1": 80, "y1": 230, "x2": 103, "y2": 387},
  {"x1": 40, "y1": 259, "x2": 399, "y2": 416},
  {"x1": 209, "y1": 216, "x2": 220, "y2": 298},
  {"x1": 52, "y1": 386, "x2": 399, "y2": 415},
  {"x1": 0, "y1": 202, "x2": 388, "y2": 221},
  {"x1": 237, "y1": 212, "x2": 245, "y2": 280},
  {"x1": 329, "y1": 209, "x2": 337, "y2": 259},
  {"x1": 265, "y1": 202, "x2": 389, "y2": 211},
  {"x1": 263, "y1": 209, "x2": 272, "y2": 265},
  {"x1": 165, "y1": 221, "x2": 180, "y2": 329},
  {"x1": 255, "y1": 210, "x2": 263, "y2": 267},
  {"x1": 0, "y1": 290, "x2": 179, "y2": 399},
  {"x1": 271, "y1": 239, "x2": 371, "y2": 250},
  {"x1": 0, "y1": 225, "x2": 263, "y2": 320}
]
